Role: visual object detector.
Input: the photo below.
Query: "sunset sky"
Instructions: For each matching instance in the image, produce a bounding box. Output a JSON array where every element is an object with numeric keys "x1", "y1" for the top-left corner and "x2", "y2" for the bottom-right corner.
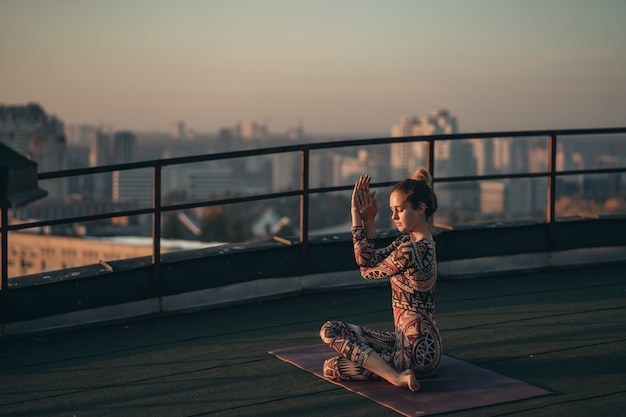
[{"x1": 1, "y1": 0, "x2": 625, "y2": 136}]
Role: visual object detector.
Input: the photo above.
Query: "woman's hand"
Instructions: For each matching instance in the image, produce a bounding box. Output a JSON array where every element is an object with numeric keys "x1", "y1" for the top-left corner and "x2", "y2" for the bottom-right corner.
[{"x1": 351, "y1": 175, "x2": 378, "y2": 224}]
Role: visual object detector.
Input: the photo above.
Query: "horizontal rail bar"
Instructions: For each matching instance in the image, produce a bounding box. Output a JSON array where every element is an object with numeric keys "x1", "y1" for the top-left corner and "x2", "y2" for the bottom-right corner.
[
  {"x1": 6, "y1": 208, "x2": 156, "y2": 232},
  {"x1": 434, "y1": 167, "x2": 626, "y2": 184},
  {"x1": 160, "y1": 190, "x2": 305, "y2": 213}
]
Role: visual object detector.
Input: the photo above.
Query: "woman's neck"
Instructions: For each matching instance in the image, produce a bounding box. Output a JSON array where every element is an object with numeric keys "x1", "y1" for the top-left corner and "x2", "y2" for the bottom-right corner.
[{"x1": 409, "y1": 225, "x2": 432, "y2": 242}]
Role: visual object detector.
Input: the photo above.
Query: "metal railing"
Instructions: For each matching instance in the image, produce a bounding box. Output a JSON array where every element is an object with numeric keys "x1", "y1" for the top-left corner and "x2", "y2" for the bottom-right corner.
[{"x1": 2, "y1": 127, "x2": 626, "y2": 291}]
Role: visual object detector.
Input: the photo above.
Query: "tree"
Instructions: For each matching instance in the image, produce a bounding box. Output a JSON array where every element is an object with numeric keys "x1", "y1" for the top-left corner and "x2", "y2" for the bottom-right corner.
[
  {"x1": 229, "y1": 214, "x2": 252, "y2": 242},
  {"x1": 162, "y1": 212, "x2": 183, "y2": 239},
  {"x1": 163, "y1": 189, "x2": 187, "y2": 205},
  {"x1": 200, "y1": 206, "x2": 228, "y2": 242}
]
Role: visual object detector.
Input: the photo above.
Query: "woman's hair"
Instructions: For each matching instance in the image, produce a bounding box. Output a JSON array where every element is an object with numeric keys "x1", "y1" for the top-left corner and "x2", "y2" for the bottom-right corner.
[{"x1": 391, "y1": 167, "x2": 438, "y2": 226}]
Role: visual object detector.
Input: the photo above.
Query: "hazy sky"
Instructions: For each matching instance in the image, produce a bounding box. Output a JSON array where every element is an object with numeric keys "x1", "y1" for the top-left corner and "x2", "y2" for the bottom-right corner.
[{"x1": 2, "y1": 0, "x2": 625, "y2": 136}]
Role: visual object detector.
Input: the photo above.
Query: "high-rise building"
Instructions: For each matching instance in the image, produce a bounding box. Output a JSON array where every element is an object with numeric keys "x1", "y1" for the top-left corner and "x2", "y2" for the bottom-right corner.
[
  {"x1": 89, "y1": 130, "x2": 111, "y2": 167},
  {"x1": 89, "y1": 130, "x2": 112, "y2": 200},
  {"x1": 187, "y1": 164, "x2": 233, "y2": 200},
  {"x1": 470, "y1": 138, "x2": 496, "y2": 176},
  {"x1": 390, "y1": 108, "x2": 458, "y2": 179},
  {"x1": 0, "y1": 103, "x2": 49, "y2": 154},
  {"x1": 493, "y1": 137, "x2": 531, "y2": 174},
  {"x1": 65, "y1": 124, "x2": 99, "y2": 147},
  {"x1": 309, "y1": 151, "x2": 335, "y2": 188},
  {"x1": 339, "y1": 150, "x2": 388, "y2": 186},
  {"x1": 492, "y1": 137, "x2": 512, "y2": 173},
  {"x1": 236, "y1": 120, "x2": 268, "y2": 140},
  {"x1": 0, "y1": 103, "x2": 67, "y2": 199},
  {"x1": 272, "y1": 153, "x2": 298, "y2": 192},
  {"x1": 113, "y1": 169, "x2": 152, "y2": 207},
  {"x1": 31, "y1": 132, "x2": 68, "y2": 199},
  {"x1": 390, "y1": 109, "x2": 479, "y2": 213},
  {"x1": 113, "y1": 131, "x2": 136, "y2": 163},
  {"x1": 169, "y1": 121, "x2": 186, "y2": 139},
  {"x1": 480, "y1": 182, "x2": 505, "y2": 215},
  {"x1": 89, "y1": 129, "x2": 137, "y2": 200},
  {"x1": 286, "y1": 122, "x2": 304, "y2": 140}
]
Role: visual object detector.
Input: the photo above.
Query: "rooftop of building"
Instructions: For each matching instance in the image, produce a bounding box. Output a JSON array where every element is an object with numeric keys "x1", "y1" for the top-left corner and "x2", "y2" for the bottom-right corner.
[
  {"x1": 1, "y1": 125, "x2": 625, "y2": 416},
  {"x1": 1, "y1": 261, "x2": 624, "y2": 417}
]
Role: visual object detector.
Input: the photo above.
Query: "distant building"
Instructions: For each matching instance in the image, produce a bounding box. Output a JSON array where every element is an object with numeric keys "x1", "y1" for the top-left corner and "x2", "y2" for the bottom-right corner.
[
  {"x1": 215, "y1": 128, "x2": 236, "y2": 153},
  {"x1": 185, "y1": 163, "x2": 233, "y2": 200},
  {"x1": 492, "y1": 137, "x2": 530, "y2": 174},
  {"x1": 309, "y1": 151, "x2": 335, "y2": 188},
  {"x1": 235, "y1": 120, "x2": 268, "y2": 140},
  {"x1": 169, "y1": 121, "x2": 187, "y2": 139},
  {"x1": 0, "y1": 103, "x2": 50, "y2": 154},
  {"x1": 479, "y1": 179, "x2": 545, "y2": 218},
  {"x1": 31, "y1": 132, "x2": 68, "y2": 199},
  {"x1": 6, "y1": 232, "x2": 210, "y2": 278},
  {"x1": 11, "y1": 198, "x2": 136, "y2": 223},
  {"x1": 390, "y1": 109, "x2": 478, "y2": 212},
  {"x1": 113, "y1": 169, "x2": 152, "y2": 207},
  {"x1": 89, "y1": 130, "x2": 113, "y2": 200},
  {"x1": 286, "y1": 121, "x2": 304, "y2": 140},
  {"x1": 113, "y1": 131, "x2": 137, "y2": 163},
  {"x1": 89, "y1": 130, "x2": 111, "y2": 167},
  {"x1": 272, "y1": 153, "x2": 298, "y2": 192},
  {"x1": 469, "y1": 138, "x2": 496, "y2": 176},
  {"x1": 338, "y1": 150, "x2": 389, "y2": 186},
  {"x1": 480, "y1": 182, "x2": 505, "y2": 214},
  {"x1": 390, "y1": 108, "x2": 458, "y2": 179},
  {"x1": 65, "y1": 124, "x2": 99, "y2": 146},
  {"x1": 90, "y1": 129, "x2": 138, "y2": 200},
  {"x1": 0, "y1": 102, "x2": 68, "y2": 199},
  {"x1": 506, "y1": 179, "x2": 545, "y2": 217}
]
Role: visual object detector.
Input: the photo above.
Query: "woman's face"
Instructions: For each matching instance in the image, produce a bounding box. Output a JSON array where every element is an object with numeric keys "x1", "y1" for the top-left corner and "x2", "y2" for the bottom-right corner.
[{"x1": 389, "y1": 191, "x2": 422, "y2": 233}]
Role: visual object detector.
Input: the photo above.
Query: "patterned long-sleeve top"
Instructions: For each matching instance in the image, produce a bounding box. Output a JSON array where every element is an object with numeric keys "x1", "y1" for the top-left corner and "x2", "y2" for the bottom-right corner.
[{"x1": 352, "y1": 225, "x2": 441, "y2": 373}]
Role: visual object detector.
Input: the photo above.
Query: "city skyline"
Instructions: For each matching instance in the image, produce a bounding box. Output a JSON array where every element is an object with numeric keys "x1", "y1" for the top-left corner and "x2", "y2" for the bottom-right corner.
[{"x1": 2, "y1": 1, "x2": 626, "y2": 136}]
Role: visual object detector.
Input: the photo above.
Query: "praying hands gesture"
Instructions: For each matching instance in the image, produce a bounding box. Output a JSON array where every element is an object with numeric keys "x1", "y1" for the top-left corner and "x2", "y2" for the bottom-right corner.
[{"x1": 351, "y1": 175, "x2": 378, "y2": 238}]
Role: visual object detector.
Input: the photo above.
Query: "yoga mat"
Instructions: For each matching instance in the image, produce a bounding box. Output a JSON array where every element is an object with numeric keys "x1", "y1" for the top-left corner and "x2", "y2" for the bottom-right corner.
[{"x1": 270, "y1": 344, "x2": 551, "y2": 417}]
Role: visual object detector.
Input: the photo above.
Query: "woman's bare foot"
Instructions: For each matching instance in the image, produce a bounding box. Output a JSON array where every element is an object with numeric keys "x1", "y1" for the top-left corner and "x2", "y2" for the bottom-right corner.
[
  {"x1": 362, "y1": 352, "x2": 421, "y2": 392},
  {"x1": 395, "y1": 369, "x2": 420, "y2": 392}
]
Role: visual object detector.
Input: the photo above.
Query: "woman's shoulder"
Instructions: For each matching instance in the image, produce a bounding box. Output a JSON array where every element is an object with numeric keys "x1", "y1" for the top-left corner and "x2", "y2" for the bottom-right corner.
[
  {"x1": 399, "y1": 236, "x2": 435, "y2": 248},
  {"x1": 418, "y1": 237, "x2": 436, "y2": 247},
  {"x1": 399, "y1": 238, "x2": 436, "y2": 260},
  {"x1": 393, "y1": 234, "x2": 411, "y2": 246}
]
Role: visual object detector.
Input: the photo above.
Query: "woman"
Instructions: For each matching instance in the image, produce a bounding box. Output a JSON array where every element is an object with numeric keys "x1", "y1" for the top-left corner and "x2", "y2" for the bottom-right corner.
[{"x1": 319, "y1": 168, "x2": 442, "y2": 392}]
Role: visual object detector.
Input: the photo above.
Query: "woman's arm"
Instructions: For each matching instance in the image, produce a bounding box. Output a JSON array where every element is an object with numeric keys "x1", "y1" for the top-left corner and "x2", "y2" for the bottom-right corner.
[
  {"x1": 360, "y1": 239, "x2": 437, "y2": 285},
  {"x1": 358, "y1": 241, "x2": 411, "y2": 280},
  {"x1": 353, "y1": 226, "x2": 411, "y2": 278}
]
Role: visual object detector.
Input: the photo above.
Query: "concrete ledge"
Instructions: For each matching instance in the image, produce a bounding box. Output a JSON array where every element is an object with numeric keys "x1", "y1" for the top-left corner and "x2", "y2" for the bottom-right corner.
[
  {"x1": 160, "y1": 269, "x2": 381, "y2": 313},
  {"x1": 3, "y1": 245, "x2": 624, "y2": 338},
  {"x1": 1, "y1": 299, "x2": 160, "y2": 337},
  {"x1": 439, "y1": 246, "x2": 626, "y2": 278},
  {"x1": 0, "y1": 271, "x2": 375, "y2": 337}
]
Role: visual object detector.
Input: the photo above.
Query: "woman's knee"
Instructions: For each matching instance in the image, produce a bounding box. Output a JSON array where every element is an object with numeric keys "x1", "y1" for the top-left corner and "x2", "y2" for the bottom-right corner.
[{"x1": 319, "y1": 320, "x2": 341, "y2": 343}]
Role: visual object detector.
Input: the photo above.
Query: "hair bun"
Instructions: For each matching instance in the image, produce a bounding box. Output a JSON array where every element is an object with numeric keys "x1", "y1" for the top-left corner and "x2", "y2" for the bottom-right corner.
[{"x1": 411, "y1": 167, "x2": 432, "y2": 186}]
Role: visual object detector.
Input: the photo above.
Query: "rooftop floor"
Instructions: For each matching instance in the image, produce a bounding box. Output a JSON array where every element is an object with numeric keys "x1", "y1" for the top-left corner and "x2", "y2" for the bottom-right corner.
[{"x1": 1, "y1": 262, "x2": 625, "y2": 417}]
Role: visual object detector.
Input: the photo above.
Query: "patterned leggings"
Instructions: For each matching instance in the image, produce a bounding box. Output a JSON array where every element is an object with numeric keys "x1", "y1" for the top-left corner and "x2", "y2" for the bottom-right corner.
[{"x1": 319, "y1": 320, "x2": 400, "y2": 381}]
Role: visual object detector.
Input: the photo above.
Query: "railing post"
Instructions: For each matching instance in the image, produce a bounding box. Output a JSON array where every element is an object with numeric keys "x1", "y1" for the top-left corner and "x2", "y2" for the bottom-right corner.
[
  {"x1": 547, "y1": 134, "x2": 557, "y2": 240},
  {"x1": 152, "y1": 165, "x2": 162, "y2": 297},
  {"x1": 1, "y1": 206, "x2": 7, "y2": 291},
  {"x1": 300, "y1": 148, "x2": 310, "y2": 263},
  {"x1": 426, "y1": 138, "x2": 435, "y2": 185},
  {"x1": 1, "y1": 206, "x2": 8, "y2": 327}
]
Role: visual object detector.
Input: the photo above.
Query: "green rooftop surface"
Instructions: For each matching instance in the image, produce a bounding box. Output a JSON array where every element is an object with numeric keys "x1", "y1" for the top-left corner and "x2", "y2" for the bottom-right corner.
[{"x1": 1, "y1": 262, "x2": 625, "y2": 416}]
